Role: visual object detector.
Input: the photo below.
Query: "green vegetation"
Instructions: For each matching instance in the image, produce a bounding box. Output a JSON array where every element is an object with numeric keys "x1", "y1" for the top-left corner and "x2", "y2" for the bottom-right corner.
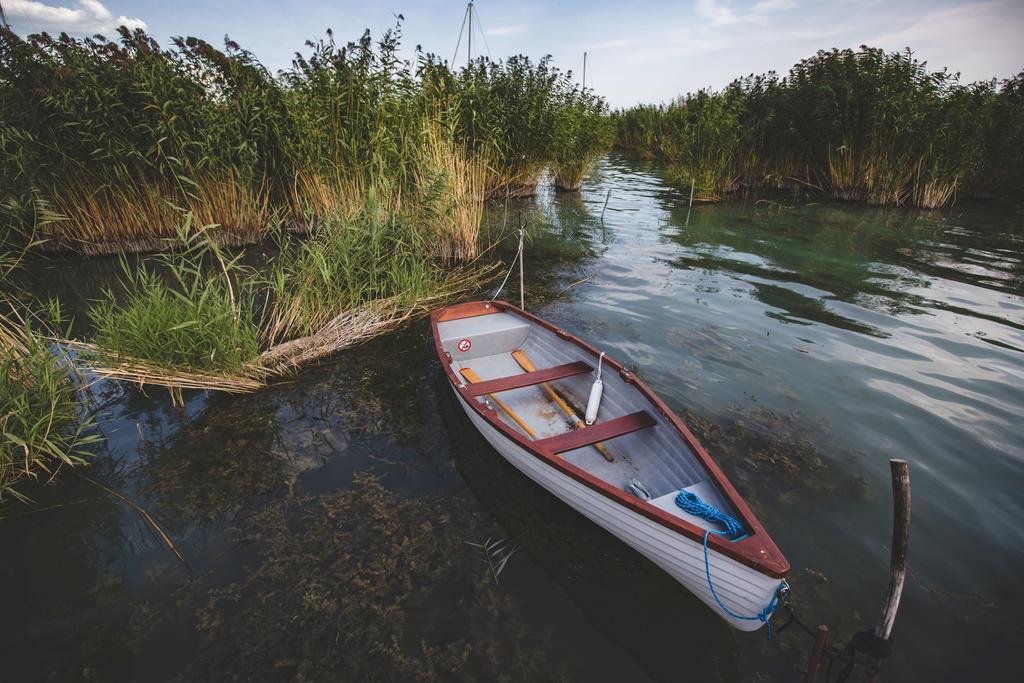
[
  {"x1": 0, "y1": 25, "x2": 610, "y2": 256},
  {"x1": 0, "y1": 309, "x2": 97, "y2": 502},
  {"x1": 0, "y1": 21, "x2": 610, "y2": 403},
  {"x1": 420, "y1": 54, "x2": 614, "y2": 195},
  {"x1": 614, "y1": 47, "x2": 1024, "y2": 207},
  {"x1": 89, "y1": 224, "x2": 262, "y2": 375},
  {"x1": 78, "y1": 205, "x2": 489, "y2": 391}
]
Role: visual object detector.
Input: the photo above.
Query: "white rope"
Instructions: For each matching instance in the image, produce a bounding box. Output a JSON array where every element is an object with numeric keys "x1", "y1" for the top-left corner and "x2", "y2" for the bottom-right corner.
[{"x1": 451, "y1": 4, "x2": 469, "y2": 67}]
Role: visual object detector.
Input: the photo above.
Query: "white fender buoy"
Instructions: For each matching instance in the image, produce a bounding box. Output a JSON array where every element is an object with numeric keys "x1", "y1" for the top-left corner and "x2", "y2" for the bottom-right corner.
[{"x1": 585, "y1": 352, "x2": 605, "y2": 425}]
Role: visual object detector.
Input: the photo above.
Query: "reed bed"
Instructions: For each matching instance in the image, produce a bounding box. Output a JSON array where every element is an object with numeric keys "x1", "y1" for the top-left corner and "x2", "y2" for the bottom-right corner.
[
  {"x1": 0, "y1": 308, "x2": 98, "y2": 502},
  {"x1": 0, "y1": 23, "x2": 548, "y2": 399},
  {"x1": 0, "y1": 24, "x2": 611, "y2": 255},
  {"x1": 613, "y1": 47, "x2": 1024, "y2": 208},
  {"x1": 72, "y1": 203, "x2": 494, "y2": 395}
]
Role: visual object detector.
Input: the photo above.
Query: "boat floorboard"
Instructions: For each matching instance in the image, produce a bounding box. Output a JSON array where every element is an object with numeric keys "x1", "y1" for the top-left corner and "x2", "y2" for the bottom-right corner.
[{"x1": 453, "y1": 350, "x2": 649, "y2": 487}]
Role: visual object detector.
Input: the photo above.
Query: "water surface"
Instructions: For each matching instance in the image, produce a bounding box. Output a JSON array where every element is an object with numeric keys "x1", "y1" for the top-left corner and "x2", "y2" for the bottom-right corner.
[{"x1": 1, "y1": 156, "x2": 1021, "y2": 681}]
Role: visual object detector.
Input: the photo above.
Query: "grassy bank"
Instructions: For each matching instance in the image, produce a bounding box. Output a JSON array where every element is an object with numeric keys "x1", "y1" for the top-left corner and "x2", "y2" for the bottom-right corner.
[
  {"x1": 73, "y1": 199, "x2": 492, "y2": 398},
  {"x1": 614, "y1": 47, "x2": 1024, "y2": 208},
  {"x1": 0, "y1": 24, "x2": 611, "y2": 256},
  {"x1": 0, "y1": 309, "x2": 98, "y2": 502}
]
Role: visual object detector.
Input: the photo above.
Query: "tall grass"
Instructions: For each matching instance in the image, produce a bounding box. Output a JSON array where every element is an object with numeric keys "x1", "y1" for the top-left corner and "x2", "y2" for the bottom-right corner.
[
  {"x1": 0, "y1": 309, "x2": 98, "y2": 502},
  {"x1": 89, "y1": 245, "x2": 263, "y2": 375},
  {"x1": 614, "y1": 47, "x2": 1024, "y2": 208},
  {"x1": 267, "y1": 190, "x2": 440, "y2": 343},
  {"x1": 0, "y1": 24, "x2": 611, "y2": 255},
  {"x1": 421, "y1": 54, "x2": 612, "y2": 197},
  {"x1": 78, "y1": 204, "x2": 490, "y2": 390}
]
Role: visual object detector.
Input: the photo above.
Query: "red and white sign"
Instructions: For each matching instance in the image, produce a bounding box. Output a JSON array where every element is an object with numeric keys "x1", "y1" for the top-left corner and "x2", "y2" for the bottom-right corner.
[{"x1": 457, "y1": 338, "x2": 472, "y2": 352}]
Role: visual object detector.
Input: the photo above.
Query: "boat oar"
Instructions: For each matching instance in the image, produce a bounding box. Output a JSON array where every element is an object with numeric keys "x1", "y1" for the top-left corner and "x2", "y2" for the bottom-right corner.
[
  {"x1": 459, "y1": 367, "x2": 538, "y2": 439},
  {"x1": 511, "y1": 349, "x2": 615, "y2": 463}
]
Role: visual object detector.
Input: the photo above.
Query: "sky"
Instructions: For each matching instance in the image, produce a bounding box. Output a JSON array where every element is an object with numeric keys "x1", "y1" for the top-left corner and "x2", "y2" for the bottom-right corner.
[{"x1": 3, "y1": 0, "x2": 1022, "y2": 107}]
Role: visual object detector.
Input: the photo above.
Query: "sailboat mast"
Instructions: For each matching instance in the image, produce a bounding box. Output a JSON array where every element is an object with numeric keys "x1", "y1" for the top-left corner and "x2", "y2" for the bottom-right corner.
[{"x1": 467, "y1": 1, "x2": 473, "y2": 68}]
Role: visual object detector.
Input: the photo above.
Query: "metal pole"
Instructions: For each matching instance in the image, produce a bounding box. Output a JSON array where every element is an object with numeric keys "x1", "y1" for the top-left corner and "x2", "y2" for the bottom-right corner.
[
  {"x1": 875, "y1": 459, "x2": 911, "y2": 641},
  {"x1": 467, "y1": 2, "x2": 473, "y2": 68},
  {"x1": 582, "y1": 51, "x2": 587, "y2": 89}
]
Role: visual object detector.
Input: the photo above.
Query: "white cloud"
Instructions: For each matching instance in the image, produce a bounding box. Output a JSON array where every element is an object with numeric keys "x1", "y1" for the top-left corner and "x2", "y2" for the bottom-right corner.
[
  {"x1": 695, "y1": 0, "x2": 739, "y2": 26},
  {"x1": 695, "y1": 0, "x2": 796, "y2": 26},
  {"x1": 582, "y1": 38, "x2": 633, "y2": 50},
  {"x1": 485, "y1": 24, "x2": 528, "y2": 36},
  {"x1": 4, "y1": 0, "x2": 146, "y2": 34},
  {"x1": 868, "y1": 1, "x2": 1023, "y2": 82}
]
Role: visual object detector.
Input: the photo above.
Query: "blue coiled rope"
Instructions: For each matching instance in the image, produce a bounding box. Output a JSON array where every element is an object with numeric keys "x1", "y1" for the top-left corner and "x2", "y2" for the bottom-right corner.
[{"x1": 675, "y1": 489, "x2": 787, "y2": 638}]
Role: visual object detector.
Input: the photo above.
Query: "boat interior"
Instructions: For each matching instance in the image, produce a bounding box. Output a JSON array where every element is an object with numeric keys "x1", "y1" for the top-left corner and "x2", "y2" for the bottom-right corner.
[{"x1": 438, "y1": 308, "x2": 742, "y2": 531}]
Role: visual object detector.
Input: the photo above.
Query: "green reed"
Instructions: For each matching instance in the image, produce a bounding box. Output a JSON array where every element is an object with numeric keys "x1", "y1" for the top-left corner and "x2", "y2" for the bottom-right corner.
[
  {"x1": 0, "y1": 309, "x2": 99, "y2": 503},
  {"x1": 613, "y1": 47, "x2": 1024, "y2": 208},
  {"x1": 0, "y1": 23, "x2": 611, "y2": 253},
  {"x1": 88, "y1": 222, "x2": 263, "y2": 374}
]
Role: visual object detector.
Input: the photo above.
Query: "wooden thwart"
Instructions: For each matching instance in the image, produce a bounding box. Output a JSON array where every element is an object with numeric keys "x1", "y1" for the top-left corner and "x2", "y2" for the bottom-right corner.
[
  {"x1": 537, "y1": 411, "x2": 656, "y2": 454},
  {"x1": 511, "y1": 349, "x2": 615, "y2": 463},
  {"x1": 459, "y1": 367, "x2": 538, "y2": 438},
  {"x1": 463, "y1": 360, "x2": 592, "y2": 397}
]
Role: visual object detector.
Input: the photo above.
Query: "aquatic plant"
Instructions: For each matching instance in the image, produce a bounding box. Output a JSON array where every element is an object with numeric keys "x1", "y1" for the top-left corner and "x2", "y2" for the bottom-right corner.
[
  {"x1": 89, "y1": 221, "x2": 263, "y2": 375},
  {"x1": 185, "y1": 473, "x2": 552, "y2": 680},
  {"x1": 613, "y1": 47, "x2": 1024, "y2": 207},
  {"x1": 266, "y1": 190, "x2": 449, "y2": 343},
  {"x1": 77, "y1": 205, "x2": 491, "y2": 392},
  {"x1": 420, "y1": 53, "x2": 612, "y2": 197},
  {"x1": 552, "y1": 87, "x2": 614, "y2": 191},
  {"x1": 0, "y1": 23, "x2": 610, "y2": 255},
  {"x1": 464, "y1": 536, "x2": 518, "y2": 584},
  {"x1": 0, "y1": 309, "x2": 98, "y2": 502}
]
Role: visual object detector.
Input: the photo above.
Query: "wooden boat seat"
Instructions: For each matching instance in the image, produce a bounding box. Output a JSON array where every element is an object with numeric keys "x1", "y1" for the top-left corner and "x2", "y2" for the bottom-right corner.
[
  {"x1": 463, "y1": 360, "x2": 592, "y2": 397},
  {"x1": 536, "y1": 411, "x2": 656, "y2": 454}
]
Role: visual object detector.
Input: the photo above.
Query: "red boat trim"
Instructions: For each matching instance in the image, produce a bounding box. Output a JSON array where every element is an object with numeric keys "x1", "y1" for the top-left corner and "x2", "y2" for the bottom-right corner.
[{"x1": 430, "y1": 300, "x2": 789, "y2": 579}]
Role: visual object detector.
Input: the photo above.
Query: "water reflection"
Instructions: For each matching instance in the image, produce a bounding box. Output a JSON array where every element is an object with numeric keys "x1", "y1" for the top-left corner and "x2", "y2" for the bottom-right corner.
[{"x1": 1, "y1": 155, "x2": 1022, "y2": 681}]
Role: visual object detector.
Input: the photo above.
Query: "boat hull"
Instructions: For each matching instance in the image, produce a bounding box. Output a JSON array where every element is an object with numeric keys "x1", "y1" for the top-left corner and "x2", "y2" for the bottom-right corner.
[{"x1": 452, "y1": 387, "x2": 784, "y2": 631}]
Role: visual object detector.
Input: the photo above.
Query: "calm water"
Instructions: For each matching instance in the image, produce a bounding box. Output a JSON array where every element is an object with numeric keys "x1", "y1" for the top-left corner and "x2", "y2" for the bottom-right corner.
[{"x1": 2, "y1": 156, "x2": 1022, "y2": 681}]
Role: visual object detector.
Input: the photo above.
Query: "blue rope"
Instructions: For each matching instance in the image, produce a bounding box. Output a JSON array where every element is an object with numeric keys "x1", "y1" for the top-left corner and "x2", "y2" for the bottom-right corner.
[{"x1": 675, "y1": 489, "x2": 787, "y2": 638}]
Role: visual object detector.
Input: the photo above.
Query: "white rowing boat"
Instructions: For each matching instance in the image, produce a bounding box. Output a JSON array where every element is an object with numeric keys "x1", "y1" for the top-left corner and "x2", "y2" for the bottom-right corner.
[{"x1": 431, "y1": 300, "x2": 789, "y2": 631}]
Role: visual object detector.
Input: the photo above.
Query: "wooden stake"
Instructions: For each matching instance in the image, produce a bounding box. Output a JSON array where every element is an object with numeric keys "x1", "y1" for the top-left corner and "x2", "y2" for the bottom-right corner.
[
  {"x1": 875, "y1": 459, "x2": 911, "y2": 641},
  {"x1": 804, "y1": 625, "x2": 829, "y2": 683},
  {"x1": 517, "y1": 220, "x2": 525, "y2": 310}
]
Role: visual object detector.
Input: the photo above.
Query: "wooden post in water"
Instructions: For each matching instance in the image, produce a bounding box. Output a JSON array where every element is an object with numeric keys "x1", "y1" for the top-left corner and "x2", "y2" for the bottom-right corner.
[
  {"x1": 517, "y1": 214, "x2": 525, "y2": 310},
  {"x1": 875, "y1": 459, "x2": 911, "y2": 641},
  {"x1": 803, "y1": 625, "x2": 829, "y2": 683}
]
